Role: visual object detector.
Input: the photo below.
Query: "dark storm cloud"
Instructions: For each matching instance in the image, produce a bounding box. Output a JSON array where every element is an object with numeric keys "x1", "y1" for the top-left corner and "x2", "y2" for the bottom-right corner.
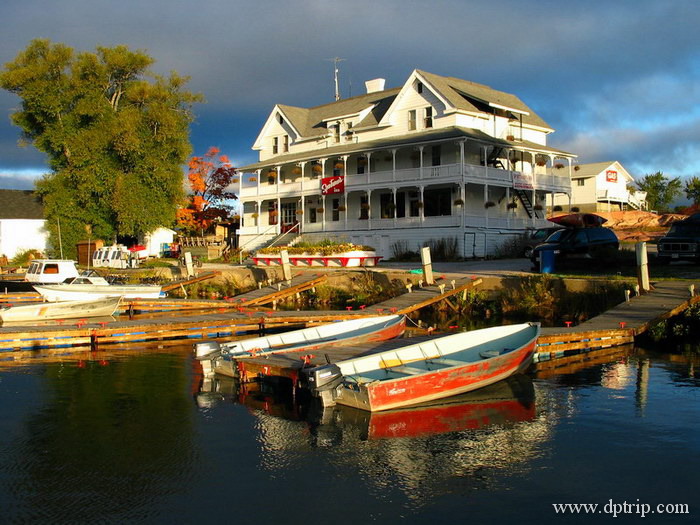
[{"x1": 1, "y1": 0, "x2": 699, "y2": 185}]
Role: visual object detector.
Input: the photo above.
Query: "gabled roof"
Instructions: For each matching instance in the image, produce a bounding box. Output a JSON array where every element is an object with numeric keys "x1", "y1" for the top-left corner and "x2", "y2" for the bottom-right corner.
[
  {"x1": 416, "y1": 70, "x2": 552, "y2": 130},
  {"x1": 0, "y1": 189, "x2": 44, "y2": 220},
  {"x1": 573, "y1": 161, "x2": 632, "y2": 181}
]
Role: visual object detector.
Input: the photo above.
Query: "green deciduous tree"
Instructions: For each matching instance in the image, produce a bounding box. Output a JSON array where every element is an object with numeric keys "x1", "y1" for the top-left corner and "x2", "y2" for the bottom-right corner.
[
  {"x1": 0, "y1": 39, "x2": 202, "y2": 257},
  {"x1": 634, "y1": 171, "x2": 682, "y2": 212},
  {"x1": 683, "y1": 176, "x2": 700, "y2": 205}
]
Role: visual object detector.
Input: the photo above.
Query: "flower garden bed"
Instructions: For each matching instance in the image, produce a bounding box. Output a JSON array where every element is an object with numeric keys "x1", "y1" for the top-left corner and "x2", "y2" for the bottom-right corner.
[{"x1": 252, "y1": 250, "x2": 381, "y2": 267}]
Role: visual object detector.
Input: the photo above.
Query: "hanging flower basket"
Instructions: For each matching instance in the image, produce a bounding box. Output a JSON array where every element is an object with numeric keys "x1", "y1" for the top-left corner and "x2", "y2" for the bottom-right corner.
[
  {"x1": 334, "y1": 162, "x2": 344, "y2": 170},
  {"x1": 296, "y1": 209, "x2": 304, "y2": 215},
  {"x1": 292, "y1": 166, "x2": 302, "y2": 175},
  {"x1": 251, "y1": 212, "x2": 259, "y2": 219},
  {"x1": 507, "y1": 202, "x2": 518, "y2": 210},
  {"x1": 312, "y1": 164, "x2": 322, "y2": 174},
  {"x1": 571, "y1": 206, "x2": 580, "y2": 212},
  {"x1": 506, "y1": 134, "x2": 515, "y2": 141},
  {"x1": 249, "y1": 176, "x2": 257, "y2": 182},
  {"x1": 337, "y1": 205, "x2": 346, "y2": 212},
  {"x1": 484, "y1": 201, "x2": 496, "y2": 208},
  {"x1": 454, "y1": 198, "x2": 464, "y2": 206},
  {"x1": 554, "y1": 163, "x2": 565, "y2": 169},
  {"x1": 574, "y1": 165, "x2": 581, "y2": 171},
  {"x1": 316, "y1": 207, "x2": 324, "y2": 213}
]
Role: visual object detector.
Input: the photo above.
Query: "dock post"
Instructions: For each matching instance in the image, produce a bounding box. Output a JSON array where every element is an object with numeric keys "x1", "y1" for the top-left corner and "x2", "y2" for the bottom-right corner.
[
  {"x1": 280, "y1": 249, "x2": 292, "y2": 281},
  {"x1": 421, "y1": 246, "x2": 434, "y2": 285},
  {"x1": 635, "y1": 242, "x2": 650, "y2": 293}
]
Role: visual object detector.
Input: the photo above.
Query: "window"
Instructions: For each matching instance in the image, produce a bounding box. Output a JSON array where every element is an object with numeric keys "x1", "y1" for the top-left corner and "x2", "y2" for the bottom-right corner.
[
  {"x1": 359, "y1": 195, "x2": 369, "y2": 220},
  {"x1": 278, "y1": 114, "x2": 284, "y2": 125},
  {"x1": 408, "y1": 110, "x2": 417, "y2": 131},
  {"x1": 417, "y1": 82, "x2": 423, "y2": 94},
  {"x1": 272, "y1": 137, "x2": 278, "y2": 154},
  {"x1": 396, "y1": 192, "x2": 406, "y2": 218},
  {"x1": 409, "y1": 191, "x2": 420, "y2": 217},
  {"x1": 333, "y1": 123, "x2": 340, "y2": 143},
  {"x1": 577, "y1": 179, "x2": 585, "y2": 186},
  {"x1": 424, "y1": 107, "x2": 433, "y2": 128},
  {"x1": 380, "y1": 193, "x2": 394, "y2": 218},
  {"x1": 424, "y1": 188, "x2": 452, "y2": 216},
  {"x1": 431, "y1": 145, "x2": 441, "y2": 167},
  {"x1": 332, "y1": 198, "x2": 340, "y2": 221},
  {"x1": 283, "y1": 135, "x2": 289, "y2": 153}
]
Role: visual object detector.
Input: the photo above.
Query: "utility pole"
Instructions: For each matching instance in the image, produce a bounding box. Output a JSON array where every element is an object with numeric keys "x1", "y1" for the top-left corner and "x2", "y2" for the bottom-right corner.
[{"x1": 326, "y1": 57, "x2": 345, "y2": 101}]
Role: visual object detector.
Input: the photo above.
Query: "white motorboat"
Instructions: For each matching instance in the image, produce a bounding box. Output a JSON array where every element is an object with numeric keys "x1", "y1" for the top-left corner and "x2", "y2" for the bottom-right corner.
[
  {"x1": 0, "y1": 259, "x2": 80, "y2": 293},
  {"x1": 0, "y1": 296, "x2": 122, "y2": 324},
  {"x1": 33, "y1": 270, "x2": 163, "y2": 302}
]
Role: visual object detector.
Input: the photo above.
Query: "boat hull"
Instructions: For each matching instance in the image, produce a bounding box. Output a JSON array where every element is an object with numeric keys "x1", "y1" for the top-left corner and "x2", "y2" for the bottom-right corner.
[
  {"x1": 33, "y1": 284, "x2": 162, "y2": 302},
  {"x1": 332, "y1": 323, "x2": 539, "y2": 412},
  {"x1": 0, "y1": 296, "x2": 121, "y2": 324},
  {"x1": 204, "y1": 315, "x2": 406, "y2": 379}
]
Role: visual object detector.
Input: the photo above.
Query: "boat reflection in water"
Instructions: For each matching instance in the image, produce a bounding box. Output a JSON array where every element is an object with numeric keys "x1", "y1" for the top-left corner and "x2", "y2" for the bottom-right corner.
[{"x1": 316, "y1": 374, "x2": 536, "y2": 440}]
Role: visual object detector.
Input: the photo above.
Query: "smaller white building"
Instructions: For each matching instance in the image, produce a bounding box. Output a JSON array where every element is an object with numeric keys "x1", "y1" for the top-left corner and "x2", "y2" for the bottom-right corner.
[
  {"x1": 140, "y1": 227, "x2": 176, "y2": 258},
  {"x1": 0, "y1": 189, "x2": 49, "y2": 260},
  {"x1": 551, "y1": 161, "x2": 647, "y2": 212}
]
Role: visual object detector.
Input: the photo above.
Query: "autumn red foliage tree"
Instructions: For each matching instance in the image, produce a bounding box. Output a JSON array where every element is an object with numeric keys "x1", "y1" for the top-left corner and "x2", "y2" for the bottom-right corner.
[{"x1": 178, "y1": 147, "x2": 238, "y2": 232}]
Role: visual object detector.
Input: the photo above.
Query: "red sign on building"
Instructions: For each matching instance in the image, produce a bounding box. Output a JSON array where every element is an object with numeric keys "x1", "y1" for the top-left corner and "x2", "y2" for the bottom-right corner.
[
  {"x1": 606, "y1": 170, "x2": 618, "y2": 182},
  {"x1": 321, "y1": 175, "x2": 345, "y2": 195}
]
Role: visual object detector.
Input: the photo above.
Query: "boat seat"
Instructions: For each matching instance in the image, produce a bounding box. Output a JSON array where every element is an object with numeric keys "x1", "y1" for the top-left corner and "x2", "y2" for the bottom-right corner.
[
  {"x1": 480, "y1": 349, "x2": 501, "y2": 359},
  {"x1": 388, "y1": 365, "x2": 424, "y2": 376},
  {"x1": 428, "y1": 358, "x2": 464, "y2": 367}
]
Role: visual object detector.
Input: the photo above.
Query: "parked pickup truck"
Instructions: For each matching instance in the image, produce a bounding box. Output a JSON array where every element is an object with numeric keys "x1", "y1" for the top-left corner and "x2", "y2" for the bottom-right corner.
[{"x1": 656, "y1": 213, "x2": 700, "y2": 264}]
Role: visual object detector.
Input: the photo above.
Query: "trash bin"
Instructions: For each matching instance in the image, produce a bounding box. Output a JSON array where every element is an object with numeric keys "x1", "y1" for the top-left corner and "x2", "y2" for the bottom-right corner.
[{"x1": 539, "y1": 249, "x2": 555, "y2": 274}]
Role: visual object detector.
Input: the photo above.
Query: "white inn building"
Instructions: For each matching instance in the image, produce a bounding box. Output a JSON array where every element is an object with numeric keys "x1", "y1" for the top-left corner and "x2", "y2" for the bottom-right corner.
[{"x1": 236, "y1": 69, "x2": 574, "y2": 258}]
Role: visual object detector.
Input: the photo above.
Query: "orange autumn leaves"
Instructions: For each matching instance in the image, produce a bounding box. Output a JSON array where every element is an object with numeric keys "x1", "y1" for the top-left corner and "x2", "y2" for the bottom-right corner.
[{"x1": 178, "y1": 146, "x2": 238, "y2": 231}]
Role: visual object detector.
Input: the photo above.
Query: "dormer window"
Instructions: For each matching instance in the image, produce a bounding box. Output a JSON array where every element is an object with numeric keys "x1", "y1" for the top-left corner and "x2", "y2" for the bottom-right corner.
[
  {"x1": 408, "y1": 110, "x2": 417, "y2": 131},
  {"x1": 424, "y1": 107, "x2": 433, "y2": 128}
]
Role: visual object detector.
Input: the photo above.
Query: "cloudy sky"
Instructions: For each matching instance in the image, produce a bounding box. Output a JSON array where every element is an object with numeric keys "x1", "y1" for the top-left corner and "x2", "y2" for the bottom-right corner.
[{"x1": 1, "y1": 0, "x2": 699, "y2": 191}]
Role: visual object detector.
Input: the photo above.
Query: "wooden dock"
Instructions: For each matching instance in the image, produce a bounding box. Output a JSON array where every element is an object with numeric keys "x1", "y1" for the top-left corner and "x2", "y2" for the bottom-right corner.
[{"x1": 535, "y1": 280, "x2": 700, "y2": 363}]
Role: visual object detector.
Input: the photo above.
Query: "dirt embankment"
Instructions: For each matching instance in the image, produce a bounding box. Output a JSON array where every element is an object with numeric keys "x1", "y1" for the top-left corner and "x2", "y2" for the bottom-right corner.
[{"x1": 591, "y1": 211, "x2": 685, "y2": 242}]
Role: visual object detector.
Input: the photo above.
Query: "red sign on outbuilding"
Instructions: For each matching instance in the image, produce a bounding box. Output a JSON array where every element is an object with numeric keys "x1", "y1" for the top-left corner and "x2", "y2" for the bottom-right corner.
[{"x1": 606, "y1": 170, "x2": 618, "y2": 182}]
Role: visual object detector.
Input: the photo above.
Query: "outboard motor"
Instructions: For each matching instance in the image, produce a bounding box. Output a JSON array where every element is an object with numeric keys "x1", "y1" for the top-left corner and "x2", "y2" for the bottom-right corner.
[
  {"x1": 300, "y1": 364, "x2": 344, "y2": 407},
  {"x1": 194, "y1": 341, "x2": 221, "y2": 359}
]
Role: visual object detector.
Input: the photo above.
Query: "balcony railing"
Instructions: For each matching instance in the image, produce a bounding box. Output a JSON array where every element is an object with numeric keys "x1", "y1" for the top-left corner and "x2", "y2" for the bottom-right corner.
[{"x1": 237, "y1": 162, "x2": 571, "y2": 199}]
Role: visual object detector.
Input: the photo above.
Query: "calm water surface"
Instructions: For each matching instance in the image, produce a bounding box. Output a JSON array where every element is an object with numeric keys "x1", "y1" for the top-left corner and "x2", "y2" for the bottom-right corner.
[{"x1": 0, "y1": 345, "x2": 697, "y2": 524}]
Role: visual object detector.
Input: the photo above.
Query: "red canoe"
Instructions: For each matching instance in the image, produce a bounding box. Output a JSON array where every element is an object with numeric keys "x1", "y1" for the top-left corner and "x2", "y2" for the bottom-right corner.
[{"x1": 548, "y1": 213, "x2": 607, "y2": 228}]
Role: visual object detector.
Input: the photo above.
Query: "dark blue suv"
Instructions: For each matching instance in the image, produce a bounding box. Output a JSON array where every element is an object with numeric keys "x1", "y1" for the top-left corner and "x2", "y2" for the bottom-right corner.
[{"x1": 531, "y1": 227, "x2": 619, "y2": 270}]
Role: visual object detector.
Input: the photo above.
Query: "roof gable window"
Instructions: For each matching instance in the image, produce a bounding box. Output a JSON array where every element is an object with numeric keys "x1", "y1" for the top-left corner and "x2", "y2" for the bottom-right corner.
[
  {"x1": 408, "y1": 109, "x2": 417, "y2": 131},
  {"x1": 424, "y1": 107, "x2": 433, "y2": 128}
]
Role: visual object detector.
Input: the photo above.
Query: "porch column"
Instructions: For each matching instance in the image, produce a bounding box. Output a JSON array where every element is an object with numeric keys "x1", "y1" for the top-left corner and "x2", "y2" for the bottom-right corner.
[
  {"x1": 320, "y1": 158, "x2": 328, "y2": 178},
  {"x1": 322, "y1": 195, "x2": 326, "y2": 231},
  {"x1": 276, "y1": 197, "x2": 281, "y2": 234},
  {"x1": 276, "y1": 165, "x2": 282, "y2": 187},
  {"x1": 418, "y1": 146, "x2": 425, "y2": 180},
  {"x1": 484, "y1": 183, "x2": 489, "y2": 228},
  {"x1": 255, "y1": 169, "x2": 262, "y2": 198},
  {"x1": 366, "y1": 152, "x2": 372, "y2": 175},
  {"x1": 392, "y1": 188, "x2": 397, "y2": 229},
  {"x1": 460, "y1": 183, "x2": 466, "y2": 229},
  {"x1": 419, "y1": 185, "x2": 424, "y2": 226},
  {"x1": 342, "y1": 155, "x2": 349, "y2": 177},
  {"x1": 256, "y1": 200, "x2": 261, "y2": 232},
  {"x1": 300, "y1": 197, "x2": 304, "y2": 233},
  {"x1": 458, "y1": 140, "x2": 465, "y2": 178},
  {"x1": 506, "y1": 187, "x2": 511, "y2": 228},
  {"x1": 367, "y1": 189, "x2": 372, "y2": 230},
  {"x1": 392, "y1": 149, "x2": 398, "y2": 182},
  {"x1": 299, "y1": 161, "x2": 307, "y2": 192},
  {"x1": 344, "y1": 193, "x2": 348, "y2": 230}
]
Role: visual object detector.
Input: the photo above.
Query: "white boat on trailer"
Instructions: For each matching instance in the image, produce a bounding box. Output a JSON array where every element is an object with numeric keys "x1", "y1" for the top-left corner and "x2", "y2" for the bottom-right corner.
[
  {"x1": 194, "y1": 315, "x2": 407, "y2": 378},
  {"x1": 0, "y1": 296, "x2": 122, "y2": 325},
  {"x1": 33, "y1": 270, "x2": 163, "y2": 302}
]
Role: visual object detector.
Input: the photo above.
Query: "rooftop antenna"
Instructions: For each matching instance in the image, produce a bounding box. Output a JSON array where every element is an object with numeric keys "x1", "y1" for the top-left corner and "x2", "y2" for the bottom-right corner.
[{"x1": 326, "y1": 57, "x2": 345, "y2": 101}]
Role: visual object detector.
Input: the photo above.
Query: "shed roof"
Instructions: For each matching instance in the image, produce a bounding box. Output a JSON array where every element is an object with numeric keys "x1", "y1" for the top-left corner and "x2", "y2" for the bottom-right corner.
[{"x1": 0, "y1": 189, "x2": 44, "y2": 220}]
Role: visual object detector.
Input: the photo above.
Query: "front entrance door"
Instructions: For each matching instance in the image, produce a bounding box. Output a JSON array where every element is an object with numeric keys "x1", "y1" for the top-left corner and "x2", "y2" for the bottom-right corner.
[{"x1": 280, "y1": 202, "x2": 298, "y2": 233}]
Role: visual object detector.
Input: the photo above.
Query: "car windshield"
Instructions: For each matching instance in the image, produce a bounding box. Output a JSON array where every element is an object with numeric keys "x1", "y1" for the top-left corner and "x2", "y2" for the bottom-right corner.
[
  {"x1": 668, "y1": 223, "x2": 700, "y2": 237},
  {"x1": 545, "y1": 229, "x2": 574, "y2": 242}
]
